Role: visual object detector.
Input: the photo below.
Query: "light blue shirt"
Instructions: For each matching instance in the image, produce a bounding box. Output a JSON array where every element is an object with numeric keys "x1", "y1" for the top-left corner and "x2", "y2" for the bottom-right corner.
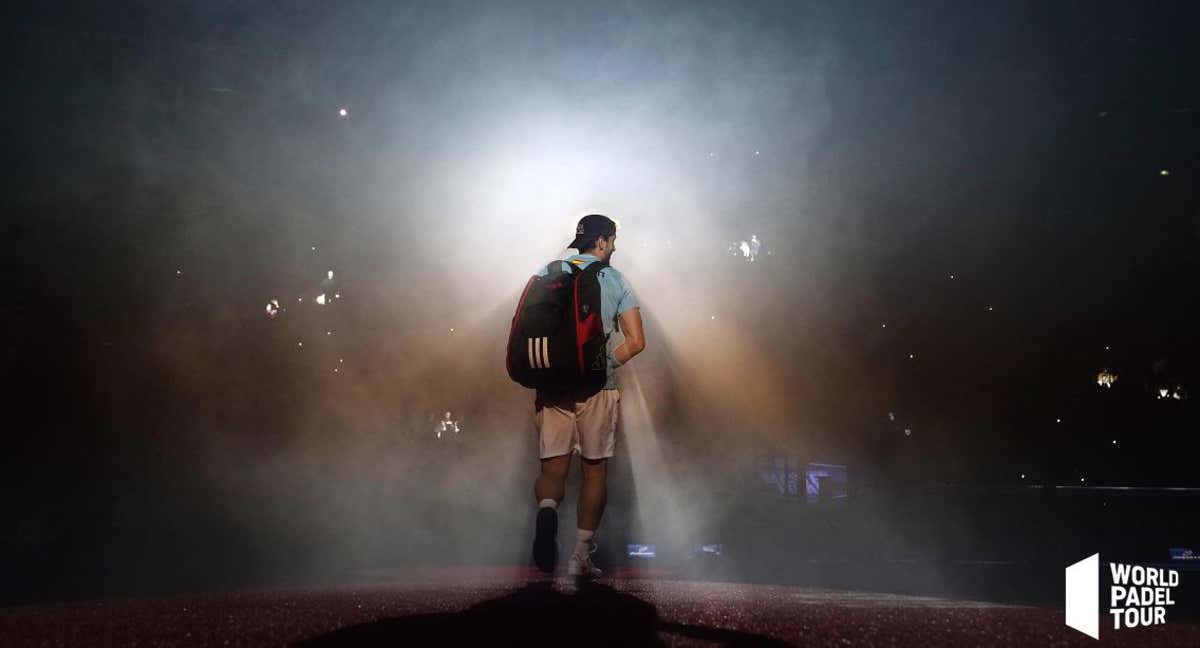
[{"x1": 536, "y1": 254, "x2": 638, "y2": 389}]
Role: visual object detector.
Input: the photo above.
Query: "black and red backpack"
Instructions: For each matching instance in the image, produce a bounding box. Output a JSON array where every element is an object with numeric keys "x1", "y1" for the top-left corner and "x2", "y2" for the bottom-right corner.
[{"x1": 507, "y1": 259, "x2": 608, "y2": 394}]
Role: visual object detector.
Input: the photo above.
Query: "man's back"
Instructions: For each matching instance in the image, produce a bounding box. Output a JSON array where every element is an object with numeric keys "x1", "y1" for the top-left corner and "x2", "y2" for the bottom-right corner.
[{"x1": 535, "y1": 253, "x2": 638, "y2": 391}]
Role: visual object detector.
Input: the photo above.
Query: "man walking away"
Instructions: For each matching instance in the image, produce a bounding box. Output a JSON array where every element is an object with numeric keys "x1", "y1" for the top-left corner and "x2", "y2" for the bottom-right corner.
[{"x1": 519, "y1": 214, "x2": 644, "y2": 577}]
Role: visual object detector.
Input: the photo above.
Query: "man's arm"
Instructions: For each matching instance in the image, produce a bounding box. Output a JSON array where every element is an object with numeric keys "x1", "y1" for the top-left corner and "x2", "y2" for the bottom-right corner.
[{"x1": 613, "y1": 307, "x2": 645, "y2": 365}]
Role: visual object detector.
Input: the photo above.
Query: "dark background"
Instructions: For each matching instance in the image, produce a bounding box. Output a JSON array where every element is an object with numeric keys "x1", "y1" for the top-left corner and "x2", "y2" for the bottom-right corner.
[{"x1": 3, "y1": 0, "x2": 1198, "y2": 606}]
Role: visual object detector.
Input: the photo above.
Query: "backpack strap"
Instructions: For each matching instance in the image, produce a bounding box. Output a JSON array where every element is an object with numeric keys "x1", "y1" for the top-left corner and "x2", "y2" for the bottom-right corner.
[
  {"x1": 578, "y1": 260, "x2": 613, "y2": 331},
  {"x1": 579, "y1": 259, "x2": 608, "y2": 276},
  {"x1": 569, "y1": 259, "x2": 608, "y2": 286},
  {"x1": 574, "y1": 260, "x2": 612, "y2": 337}
]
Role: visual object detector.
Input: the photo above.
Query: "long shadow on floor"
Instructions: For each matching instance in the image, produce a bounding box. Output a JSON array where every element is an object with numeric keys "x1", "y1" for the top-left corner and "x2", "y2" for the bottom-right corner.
[{"x1": 294, "y1": 581, "x2": 789, "y2": 647}]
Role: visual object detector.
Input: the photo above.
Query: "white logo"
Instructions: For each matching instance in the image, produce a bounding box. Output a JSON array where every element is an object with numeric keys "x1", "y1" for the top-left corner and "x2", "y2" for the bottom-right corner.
[
  {"x1": 1065, "y1": 553, "x2": 1181, "y2": 639},
  {"x1": 527, "y1": 337, "x2": 550, "y2": 369},
  {"x1": 1065, "y1": 554, "x2": 1100, "y2": 638}
]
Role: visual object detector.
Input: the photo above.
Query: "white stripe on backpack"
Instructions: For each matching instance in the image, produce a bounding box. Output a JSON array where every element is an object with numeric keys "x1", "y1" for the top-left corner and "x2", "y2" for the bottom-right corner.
[{"x1": 529, "y1": 337, "x2": 551, "y2": 369}]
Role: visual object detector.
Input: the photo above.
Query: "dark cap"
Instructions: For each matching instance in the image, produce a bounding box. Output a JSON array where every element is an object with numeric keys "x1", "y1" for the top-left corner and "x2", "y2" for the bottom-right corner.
[{"x1": 569, "y1": 214, "x2": 617, "y2": 250}]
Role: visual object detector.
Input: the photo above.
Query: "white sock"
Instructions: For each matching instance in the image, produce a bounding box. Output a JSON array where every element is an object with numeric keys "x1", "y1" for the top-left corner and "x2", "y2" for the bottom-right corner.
[
  {"x1": 538, "y1": 499, "x2": 557, "y2": 510},
  {"x1": 574, "y1": 529, "x2": 595, "y2": 556}
]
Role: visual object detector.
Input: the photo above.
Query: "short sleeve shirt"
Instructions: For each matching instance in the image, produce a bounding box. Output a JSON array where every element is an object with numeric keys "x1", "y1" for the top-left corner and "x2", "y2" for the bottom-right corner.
[{"x1": 535, "y1": 253, "x2": 638, "y2": 389}]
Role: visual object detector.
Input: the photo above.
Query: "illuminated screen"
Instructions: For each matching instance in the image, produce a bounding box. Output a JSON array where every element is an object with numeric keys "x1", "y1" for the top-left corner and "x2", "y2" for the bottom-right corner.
[
  {"x1": 805, "y1": 463, "x2": 848, "y2": 504},
  {"x1": 1169, "y1": 548, "x2": 1197, "y2": 561},
  {"x1": 627, "y1": 544, "x2": 656, "y2": 558},
  {"x1": 758, "y1": 455, "x2": 802, "y2": 497}
]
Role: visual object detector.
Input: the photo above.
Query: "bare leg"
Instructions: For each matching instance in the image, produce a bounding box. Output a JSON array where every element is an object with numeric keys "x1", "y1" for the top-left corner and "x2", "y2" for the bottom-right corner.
[
  {"x1": 532, "y1": 454, "x2": 570, "y2": 573},
  {"x1": 535, "y1": 454, "x2": 570, "y2": 504},
  {"x1": 578, "y1": 457, "x2": 607, "y2": 531}
]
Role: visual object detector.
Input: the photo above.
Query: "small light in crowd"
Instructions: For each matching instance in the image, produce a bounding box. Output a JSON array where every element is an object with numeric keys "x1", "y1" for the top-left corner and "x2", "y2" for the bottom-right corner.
[
  {"x1": 326, "y1": 330, "x2": 332, "y2": 336},
  {"x1": 297, "y1": 341, "x2": 303, "y2": 348},
  {"x1": 264, "y1": 299, "x2": 280, "y2": 319},
  {"x1": 316, "y1": 294, "x2": 328, "y2": 306},
  {"x1": 1105, "y1": 346, "x2": 1110, "y2": 351},
  {"x1": 327, "y1": 270, "x2": 334, "y2": 280},
  {"x1": 1112, "y1": 439, "x2": 1117, "y2": 445},
  {"x1": 909, "y1": 353, "x2": 915, "y2": 359},
  {"x1": 1080, "y1": 477, "x2": 1086, "y2": 483},
  {"x1": 298, "y1": 297, "x2": 303, "y2": 302},
  {"x1": 449, "y1": 328, "x2": 454, "y2": 332},
  {"x1": 903, "y1": 428, "x2": 911, "y2": 437},
  {"x1": 988, "y1": 306, "x2": 994, "y2": 312},
  {"x1": 1097, "y1": 370, "x2": 1117, "y2": 388},
  {"x1": 711, "y1": 315, "x2": 716, "y2": 320},
  {"x1": 1159, "y1": 388, "x2": 1170, "y2": 399},
  {"x1": 1056, "y1": 418, "x2": 1062, "y2": 423},
  {"x1": 338, "y1": 107, "x2": 348, "y2": 117},
  {"x1": 754, "y1": 150, "x2": 760, "y2": 155},
  {"x1": 1160, "y1": 169, "x2": 1170, "y2": 176},
  {"x1": 1020, "y1": 473, "x2": 1026, "y2": 479},
  {"x1": 311, "y1": 245, "x2": 317, "y2": 251},
  {"x1": 339, "y1": 358, "x2": 344, "y2": 363},
  {"x1": 881, "y1": 323, "x2": 887, "y2": 328},
  {"x1": 334, "y1": 367, "x2": 339, "y2": 373},
  {"x1": 335, "y1": 293, "x2": 341, "y2": 299},
  {"x1": 949, "y1": 273, "x2": 955, "y2": 279},
  {"x1": 176, "y1": 269, "x2": 181, "y2": 276}
]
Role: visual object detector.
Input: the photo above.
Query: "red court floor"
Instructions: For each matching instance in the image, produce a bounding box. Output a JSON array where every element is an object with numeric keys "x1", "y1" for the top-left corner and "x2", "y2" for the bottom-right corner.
[{"x1": 2, "y1": 567, "x2": 1197, "y2": 646}]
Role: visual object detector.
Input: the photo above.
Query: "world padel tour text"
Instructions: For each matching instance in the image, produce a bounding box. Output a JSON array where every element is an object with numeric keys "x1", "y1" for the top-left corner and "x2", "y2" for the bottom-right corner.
[{"x1": 1109, "y1": 563, "x2": 1179, "y2": 629}]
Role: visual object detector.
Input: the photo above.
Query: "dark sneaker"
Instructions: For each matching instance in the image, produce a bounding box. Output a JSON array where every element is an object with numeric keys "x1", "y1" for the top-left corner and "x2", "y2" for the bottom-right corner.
[{"x1": 532, "y1": 507, "x2": 558, "y2": 574}]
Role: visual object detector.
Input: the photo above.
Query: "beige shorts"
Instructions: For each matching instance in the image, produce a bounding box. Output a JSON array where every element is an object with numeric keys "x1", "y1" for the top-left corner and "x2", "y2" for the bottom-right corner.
[{"x1": 534, "y1": 389, "x2": 620, "y2": 460}]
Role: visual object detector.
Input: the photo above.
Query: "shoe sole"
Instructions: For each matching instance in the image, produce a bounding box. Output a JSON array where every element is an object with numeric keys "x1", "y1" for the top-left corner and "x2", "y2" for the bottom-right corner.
[{"x1": 532, "y1": 508, "x2": 558, "y2": 574}]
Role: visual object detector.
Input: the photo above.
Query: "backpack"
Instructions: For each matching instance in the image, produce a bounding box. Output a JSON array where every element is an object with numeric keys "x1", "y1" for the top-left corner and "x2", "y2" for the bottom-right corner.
[{"x1": 507, "y1": 259, "x2": 609, "y2": 394}]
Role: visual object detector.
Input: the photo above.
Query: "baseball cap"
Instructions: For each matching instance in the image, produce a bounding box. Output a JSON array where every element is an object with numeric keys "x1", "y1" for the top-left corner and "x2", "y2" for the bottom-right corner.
[{"x1": 569, "y1": 214, "x2": 618, "y2": 250}]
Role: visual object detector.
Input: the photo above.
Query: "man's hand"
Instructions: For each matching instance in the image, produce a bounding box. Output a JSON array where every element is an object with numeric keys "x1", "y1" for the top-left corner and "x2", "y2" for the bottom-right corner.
[{"x1": 614, "y1": 307, "x2": 645, "y2": 365}]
